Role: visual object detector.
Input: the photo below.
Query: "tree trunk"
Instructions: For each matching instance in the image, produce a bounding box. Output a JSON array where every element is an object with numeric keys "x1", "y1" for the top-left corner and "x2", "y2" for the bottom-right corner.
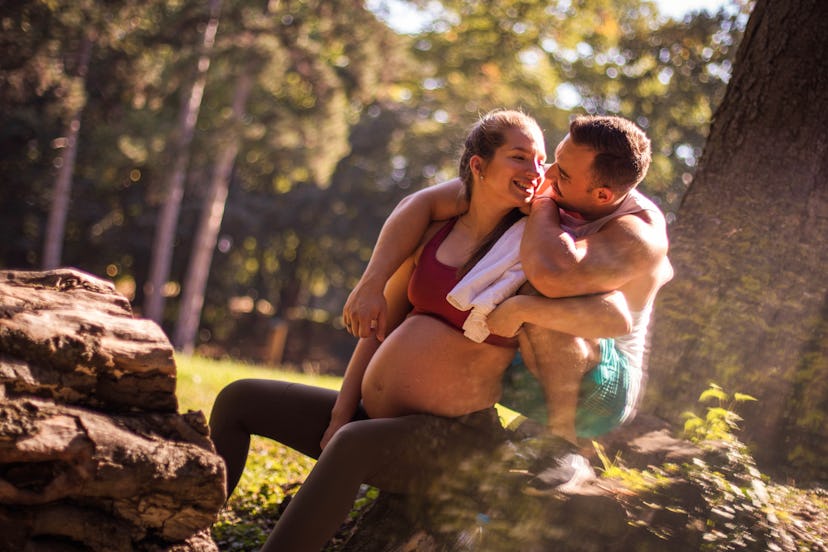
[
  {"x1": 143, "y1": 0, "x2": 222, "y2": 324},
  {"x1": 42, "y1": 34, "x2": 94, "y2": 270},
  {"x1": 646, "y1": 0, "x2": 828, "y2": 480},
  {"x1": 174, "y1": 70, "x2": 254, "y2": 353}
]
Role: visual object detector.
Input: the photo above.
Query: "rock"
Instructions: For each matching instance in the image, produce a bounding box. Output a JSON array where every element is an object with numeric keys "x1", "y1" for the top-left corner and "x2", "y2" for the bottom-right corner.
[
  {"x1": 0, "y1": 268, "x2": 225, "y2": 551},
  {"x1": 595, "y1": 413, "x2": 702, "y2": 468}
]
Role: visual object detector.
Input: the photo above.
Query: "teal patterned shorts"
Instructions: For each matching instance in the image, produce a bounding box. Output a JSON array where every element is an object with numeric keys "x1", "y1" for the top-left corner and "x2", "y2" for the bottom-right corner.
[{"x1": 575, "y1": 338, "x2": 630, "y2": 438}]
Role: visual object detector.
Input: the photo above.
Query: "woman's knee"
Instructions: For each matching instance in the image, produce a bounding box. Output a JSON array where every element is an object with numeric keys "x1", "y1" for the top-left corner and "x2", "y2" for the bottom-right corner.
[
  {"x1": 210, "y1": 379, "x2": 260, "y2": 424},
  {"x1": 322, "y1": 421, "x2": 380, "y2": 466},
  {"x1": 324, "y1": 422, "x2": 362, "y2": 452}
]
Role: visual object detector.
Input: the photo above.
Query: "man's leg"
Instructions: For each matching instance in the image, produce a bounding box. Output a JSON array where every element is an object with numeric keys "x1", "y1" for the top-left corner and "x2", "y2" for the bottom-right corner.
[{"x1": 518, "y1": 325, "x2": 599, "y2": 444}]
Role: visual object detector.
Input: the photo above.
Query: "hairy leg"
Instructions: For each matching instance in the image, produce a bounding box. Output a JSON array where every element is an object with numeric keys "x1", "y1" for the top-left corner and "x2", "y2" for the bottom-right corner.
[
  {"x1": 208, "y1": 379, "x2": 337, "y2": 496},
  {"x1": 518, "y1": 326, "x2": 599, "y2": 444}
]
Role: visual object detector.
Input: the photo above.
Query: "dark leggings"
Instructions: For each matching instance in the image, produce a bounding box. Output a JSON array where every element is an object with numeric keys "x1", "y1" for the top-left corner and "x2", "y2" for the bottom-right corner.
[{"x1": 208, "y1": 379, "x2": 505, "y2": 552}]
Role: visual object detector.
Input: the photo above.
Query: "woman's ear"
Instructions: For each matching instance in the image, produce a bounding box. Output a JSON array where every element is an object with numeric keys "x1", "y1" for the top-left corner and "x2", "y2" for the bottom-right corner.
[{"x1": 470, "y1": 155, "x2": 485, "y2": 179}]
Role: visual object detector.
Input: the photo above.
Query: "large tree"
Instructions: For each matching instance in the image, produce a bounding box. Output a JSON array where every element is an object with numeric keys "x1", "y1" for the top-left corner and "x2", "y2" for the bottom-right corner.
[
  {"x1": 41, "y1": 32, "x2": 94, "y2": 270},
  {"x1": 173, "y1": 67, "x2": 253, "y2": 354},
  {"x1": 646, "y1": 0, "x2": 828, "y2": 481},
  {"x1": 143, "y1": 0, "x2": 222, "y2": 324}
]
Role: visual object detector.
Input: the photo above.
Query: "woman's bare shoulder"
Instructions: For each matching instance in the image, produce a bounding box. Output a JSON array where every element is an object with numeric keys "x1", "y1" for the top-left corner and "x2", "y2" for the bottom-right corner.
[{"x1": 413, "y1": 219, "x2": 453, "y2": 262}]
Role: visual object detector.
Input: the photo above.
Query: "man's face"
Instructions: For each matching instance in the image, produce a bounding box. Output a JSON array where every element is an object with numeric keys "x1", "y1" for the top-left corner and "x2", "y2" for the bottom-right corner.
[{"x1": 543, "y1": 134, "x2": 598, "y2": 213}]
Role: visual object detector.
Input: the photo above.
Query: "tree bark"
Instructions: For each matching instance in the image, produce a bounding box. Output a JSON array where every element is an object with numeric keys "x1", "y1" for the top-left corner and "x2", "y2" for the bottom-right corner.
[
  {"x1": 143, "y1": 0, "x2": 222, "y2": 324},
  {"x1": 42, "y1": 33, "x2": 94, "y2": 270},
  {"x1": 0, "y1": 399, "x2": 223, "y2": 540},
  {"x1": 0, "y1": 269, "x2": 177, "y2": 412},
  {"x1": 0, "y1": 268, "x2": 225, "y2": 550},
  {"x1": 174, "y1": 70, "x2": 254, "y2": 353},
  {"x1": 646, "y1": 0, "x2": 828, "y2": 480}
]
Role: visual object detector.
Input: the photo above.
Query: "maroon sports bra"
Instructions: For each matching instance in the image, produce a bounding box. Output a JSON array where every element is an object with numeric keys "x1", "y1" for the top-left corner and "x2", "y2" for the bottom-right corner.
[{"x1": 407, "y1": 218, "x2": 518, "y2": 348}]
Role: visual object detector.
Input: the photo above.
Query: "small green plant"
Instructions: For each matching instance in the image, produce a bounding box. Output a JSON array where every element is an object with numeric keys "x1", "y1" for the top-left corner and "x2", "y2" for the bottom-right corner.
[
  {"x1": 594, "y1": 383, "x2": 787, "y2": 550},
  {"x1": 681, "y1": 383, "x2": 756, "y2": 444},
  {"x1": 592, "y1": 441, "x2": 671, "y2": 493},
  {"x1": 677, "y1": 383, "x2": 786, "y2": 550}
]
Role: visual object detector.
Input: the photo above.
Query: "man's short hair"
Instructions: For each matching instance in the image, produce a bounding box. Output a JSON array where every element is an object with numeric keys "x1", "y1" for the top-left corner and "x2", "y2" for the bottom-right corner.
[{"x1": 569, "y1": 115, "x2": 651, "y2": 194}]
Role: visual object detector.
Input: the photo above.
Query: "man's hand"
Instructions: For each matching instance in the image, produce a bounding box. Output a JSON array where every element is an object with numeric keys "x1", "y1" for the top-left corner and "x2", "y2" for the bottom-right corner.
[
  {"x1": 342, "y1": 278, "x2": 388, "y2": 341},
  {"x1": 486, "y1": 295, "x2": 525, "y2": 338}
]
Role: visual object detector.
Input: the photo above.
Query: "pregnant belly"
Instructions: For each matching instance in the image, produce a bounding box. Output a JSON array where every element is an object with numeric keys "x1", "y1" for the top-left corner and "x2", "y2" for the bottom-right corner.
[{"x1": 361, "y1": 315, "x2": 515, "y2": 418}]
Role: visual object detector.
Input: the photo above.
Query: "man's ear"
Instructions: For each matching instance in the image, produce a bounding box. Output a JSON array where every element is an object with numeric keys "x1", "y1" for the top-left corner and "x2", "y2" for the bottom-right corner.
[{"x1": 593, "y1": 186, "x2": 615, "y2": 205}]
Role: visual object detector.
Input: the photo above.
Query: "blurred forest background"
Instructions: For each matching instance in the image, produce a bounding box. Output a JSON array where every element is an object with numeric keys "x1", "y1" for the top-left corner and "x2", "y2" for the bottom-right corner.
[
  {"x1": 4, "y1": 0, "x2": 828, "y2": 484},
  {"x1": 0, "y1": 0, "x2": 749, "y2": 367}
]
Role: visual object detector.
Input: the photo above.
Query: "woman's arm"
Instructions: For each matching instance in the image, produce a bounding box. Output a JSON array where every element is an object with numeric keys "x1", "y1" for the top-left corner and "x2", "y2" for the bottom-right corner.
[
  {"x1": 320, "y1": 336, "x2": 382, "y2": 449},
  {"x1": 321, "y1": 255, "x2": 416, "y2": 449},
  {"x1": 343, "y1": 178, "x2": 465, "y2": 340}
]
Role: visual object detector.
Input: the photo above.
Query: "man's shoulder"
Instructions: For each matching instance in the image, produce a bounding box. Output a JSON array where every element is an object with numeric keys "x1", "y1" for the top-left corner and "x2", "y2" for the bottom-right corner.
[
  {"x1": 623, "y1": 190, "x2": 667, "y2": 222},
  {"x1": 614, "y1": 190, "x2": 668, "y2": 232},
  {"x1": 600, "y1": 208, "x2": 669, "y2": 258},
  {"x1": 628, "y1": 188, "x2": 661, "y2": 209}
]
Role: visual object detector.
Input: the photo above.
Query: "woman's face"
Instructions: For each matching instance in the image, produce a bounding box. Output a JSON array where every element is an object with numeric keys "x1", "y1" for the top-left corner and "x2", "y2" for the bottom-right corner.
[{"x1": 475, "y1": 125, "x2": 546, "y2": 208}]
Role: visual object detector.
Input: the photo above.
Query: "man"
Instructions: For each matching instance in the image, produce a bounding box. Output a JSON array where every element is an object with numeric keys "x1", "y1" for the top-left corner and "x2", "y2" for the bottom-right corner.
[{"x1": 343, "y1": 115, "x2": 673, "y2": 443}]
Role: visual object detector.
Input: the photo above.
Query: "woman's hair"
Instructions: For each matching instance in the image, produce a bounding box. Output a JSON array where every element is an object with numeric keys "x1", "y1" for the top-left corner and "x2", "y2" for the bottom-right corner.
[{"x1": 457, "y1": 109, "x2": 541, "y2": 278}]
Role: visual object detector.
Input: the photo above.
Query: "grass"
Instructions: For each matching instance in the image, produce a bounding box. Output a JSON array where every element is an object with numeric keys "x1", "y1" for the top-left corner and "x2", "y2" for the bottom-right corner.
[
  {"x1": 176, "y1": 354, "x2": 343, "y2": 551},
  {"x1": 176, "y1": 354, "x2": 343, "y2": 415}
]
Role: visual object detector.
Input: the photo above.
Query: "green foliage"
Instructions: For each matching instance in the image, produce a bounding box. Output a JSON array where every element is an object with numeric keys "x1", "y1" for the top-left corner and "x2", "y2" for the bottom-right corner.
[
  {"x1": 682, "y1": 382, "x2": 757, "y2": 444},
  {"x1": 675, "y1": 384, "x2": 779, "y2": 548},
  {"x1": 593, "y1": 441, "x2": 672, "y2": 493},
  {"x1": 1, "y1": 0, "x2": 749, "y2": 365},
  {"x1": 596, "y1": 383, "x2": 798, "y2": 550}
]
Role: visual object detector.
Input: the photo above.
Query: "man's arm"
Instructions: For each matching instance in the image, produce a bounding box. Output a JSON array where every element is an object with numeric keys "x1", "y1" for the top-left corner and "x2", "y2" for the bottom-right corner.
[
  {"x1": 486, "y1": 290, "x2": 632, "y2": 340},
  {"x1": 520, "y1": 198, "x2": 668, "y2": 299},
  {"x1": 343, "y1": 178, "x2": 466, "y2": 339}
]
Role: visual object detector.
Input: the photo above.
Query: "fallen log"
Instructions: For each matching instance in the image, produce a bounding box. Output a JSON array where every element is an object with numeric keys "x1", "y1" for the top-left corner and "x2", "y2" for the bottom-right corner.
[{"x1": 0, "y1": 268, "x2": 225, "y2": 551}]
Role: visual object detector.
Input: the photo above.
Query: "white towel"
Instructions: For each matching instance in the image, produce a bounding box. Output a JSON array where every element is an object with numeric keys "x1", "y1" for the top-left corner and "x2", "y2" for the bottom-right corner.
[{"x1": 447, "y1": 218, "x2": 527, "y2": 343}]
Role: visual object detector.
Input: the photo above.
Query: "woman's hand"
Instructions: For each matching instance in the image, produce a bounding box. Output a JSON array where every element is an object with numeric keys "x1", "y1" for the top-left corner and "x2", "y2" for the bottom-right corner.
[
  {"x1": 342, "y1": 278, "x2": 387, "y2": 341},
  {"x1": 486, "y1": 296, "x2": 526, "y2": 338},
  {"x1": 320, "y1": 417, "x2": 349, "y2": 450}
]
